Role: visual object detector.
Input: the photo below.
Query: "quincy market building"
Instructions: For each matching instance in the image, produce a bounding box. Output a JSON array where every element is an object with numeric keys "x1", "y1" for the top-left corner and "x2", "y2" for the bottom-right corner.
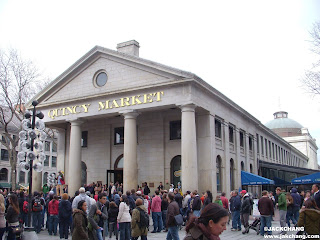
[{"x1": 29, "y1": 40, "x2": 318, "y2": 196}]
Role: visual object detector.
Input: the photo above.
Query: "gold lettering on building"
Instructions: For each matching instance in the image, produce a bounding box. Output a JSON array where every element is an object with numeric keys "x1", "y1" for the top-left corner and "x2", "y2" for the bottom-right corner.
[{"x1": 48, "y1": 91, "x2": 164, "y2": 119}]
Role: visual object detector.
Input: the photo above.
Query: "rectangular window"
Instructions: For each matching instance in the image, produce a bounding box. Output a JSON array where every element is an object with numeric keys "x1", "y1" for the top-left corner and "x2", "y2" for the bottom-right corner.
[
  {"x1": 269, "y1": 141, "x2": 271, "y2": 158},
  {"x1": 261, "y1": 136, "x2": 264, "y2": 154},
  {"x1": 272, "y1": 143, "x2": 275, "y2": 159},
  {"x1": 81, "y1": 131, "x2": 88, "y2": 147},
  {"x1": 114, "y1": 127, "x2": 124, "y2": 144},
  {"x1": 229, "y1": 126, "x2": 234, "y2": 143},
  {"x1": 265, "y1": 139, "x2": 268, "y2": 157},
  {"x1": 52, "y1": 142, "x2": 57, "y2": 152},
  {"x1": 170, "y1": 121, "x2": 181, "y2": 140},
  {"x1": 45, "y1": 141, "x2": 50, "y2": 151},
  {"x1": 1, "y1": 149, "x2": 8, "y2": 161},
  {"x1": 249, "y1": 136, "x2": 253, "y2": 151},
  {"x1": 1, "y1": 135, "x2": 6, "y2": 144},
  {"x1": 275, "y1": 145, "x2": 278, "y2": 160},
  {"x1": 215, "y1": 119, "x2": 222, "y2": 138},
  {"x1": 240, "y1": 131, "x2": 244, "y2": 147},
  {"x1": 52, "y1": 156, "x2": 57, "y2": 168},
  {"x1": 256, "y1": 134, "x2": 259, "y2": 153},
  {"x1": 44, "y1": 156, "x2": 49, "y2": 166}
]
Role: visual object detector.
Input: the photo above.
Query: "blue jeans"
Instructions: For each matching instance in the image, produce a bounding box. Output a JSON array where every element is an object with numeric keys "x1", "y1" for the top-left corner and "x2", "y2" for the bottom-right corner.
[
  {"x1": 96, "y1": 228, "x2": 103, "y2": 240},
  {"x1": 48, "y1": 215, "x2": 59, "y2": 235},
  {"x1": 286, "y1": 210, "x2": 297, "y2": 227},
  {"x1": 0, "y1": 227, "x2": 5, "y2": 239},
  {"x1": 152, "y1": 212, "x2": 163, "y2": 232},
  {"x1": 193, "y1": 210, "x2": 200, "y2": 217},
  {"x1": 162, "y1": 210, "x2": 167, "y2": 229},
  {"x1": 109, "y1": 222, "x2": 118, "y2": 239},
  {"x1": 59, "y1": 218, "x2": 70, "y2": 239},
  {"x1": 103, "y1": 220, "x2": 108, "y2": 239},
  {"x1": 232, "y1": 210, "x2": 241, "y2": 230},
  {"x1": 166, "y1": 226, "x2": 180, "y2": 240},
  {"x1": 292, "y1": 206, "x2": 300, "y2": 223},
  {"x1": 260, "y1": 215, "x2": 272, "y2": 235},
  {"x1": 33, "y1": 212, "x2": 42, "y2": 233},
  {"x1": 119, "y1": 222, "x2": 131, "y2": 240}
]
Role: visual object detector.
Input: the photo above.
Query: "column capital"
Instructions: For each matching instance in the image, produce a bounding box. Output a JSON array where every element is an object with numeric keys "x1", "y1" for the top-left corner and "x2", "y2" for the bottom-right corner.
[
  {"x1": 69, "y1": 119, "x2": 84, "y2": 126},
  {"x1": 120, "y1": 110, "x2": 139, "y2": 120},
  {"x1": 179, "y1": 103, "x2": 197, "y2": 112}
]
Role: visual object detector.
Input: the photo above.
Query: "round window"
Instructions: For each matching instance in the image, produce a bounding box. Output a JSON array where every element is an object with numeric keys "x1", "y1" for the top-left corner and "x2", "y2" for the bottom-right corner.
[{"x1": 95, "y1": 72, "x2": 108, "y2": 87}]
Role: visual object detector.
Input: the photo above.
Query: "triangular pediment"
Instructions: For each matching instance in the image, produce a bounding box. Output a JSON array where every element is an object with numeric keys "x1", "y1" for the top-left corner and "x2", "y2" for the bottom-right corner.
[{"x1": 31, "y1": 46, "x2": 198, "y2": 108}]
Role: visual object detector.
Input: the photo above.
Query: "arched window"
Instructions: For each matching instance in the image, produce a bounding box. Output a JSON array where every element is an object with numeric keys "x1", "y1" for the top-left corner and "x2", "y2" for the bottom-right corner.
[
  {"x1": 250, "y1": 164, "x2": 253, "y2": 173},
  {"x1": 43, "y1": 172, "x2": 48, "y2": 185},
  {"x1": 19, "y1": 171, "x2": 25, "y2": 184},
  {"x1": 241, "y1": 161, "x2": 245, "y2": 171},
  {"x1": 216, "y1": 156, "x2": 222, "y2": 192},
  {"x1": 0, "y1": 168, "x2": 8, "y2": 181},
  {"x1": 114, "y1": 154, "x2": 124, "y2": 170},
  {"x1": 170, "y1": 155, "x2": 181, "y2": 188},
  {"x1": 230, "y1": 159, "x2": 234, "y2": 191}
]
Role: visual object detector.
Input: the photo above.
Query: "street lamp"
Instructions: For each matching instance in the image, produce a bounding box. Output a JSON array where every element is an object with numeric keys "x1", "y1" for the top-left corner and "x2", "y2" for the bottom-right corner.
[{"x1": 17, "y1": 100, "x2": 46, "y2": 228}]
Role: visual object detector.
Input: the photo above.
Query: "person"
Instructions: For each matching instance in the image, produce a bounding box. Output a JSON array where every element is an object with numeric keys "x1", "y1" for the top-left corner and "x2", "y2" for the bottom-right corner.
[
  {"x1": 240, "y1": 190, "x2": 250, "y2": 234},
  {"x1": 48, "y1": 195, "x2": 59, "y2": 236},
  {"x1": 88, "y1": 192, "x2": 108, "y2": 240},
  {"x1": 108, "y1": 201, "x2": 119, "y2": 240},
  {"x1": 0, "y1": 194, "x2": 6, "y2": 239},
  {"x1": 117, "y1": 195, "x2": 132, "y2": 240},
  {"x1": 6, "y1": 193, "x2": 20, "y2": 240},
  {"x1": 56, "y1": 171, "x2": 65, "y2": 197},
  {"x1": 290, "y1": 188, "x2": 301, "y2": 223},
  {"x1": 191, "y1": 191, "x2": 201, "y2": 217},
  {"x1": 143, "y1": 182, "x2": 150, "y2": 196},
  {"x1": 158, "y1": 182, "x2": 164, "y2": 191},
  {"x1": 312, "y1": 184, "x2": 320, "y2": 209},
  {"x1": 276, "y1": 187, "x2": 287, "y2": 234},
  {"x1": 174, "y1": 188, "x2": 183, "y2": 214},
  {"x1": 182, "y1": 191, "x2": 191, "y2": 219},
  {"x1": 162, "y1": 193, "x2": 169, "y2": 231},
  {"x1": 72, "y1": 187, "x2": 92, "y2": 214},
  {"x1": 220, "y1": 192, "x2": 229, "y2": 212},
  {"x1": 258, "y1": 190, "x2": 274, "y2": 236},
  {"x1": 131, "y1": 198, "x2": 148, "y2": 240},
  {"x1": 184, "y1": 203, "x2": 228, "y2": 240},
  {"x1": 297, "y1": 198, "x2": 320, "y2": 236},
  {"x1": 299, "y1": 191, "x2": 305, "y2": 208},
  {"x1": 169, "y1": 184, "x2": 174, "y2": 193},
  {"x1": 59, "y1": 193, "x2": 72, "y2": 240},
  {"x1": 166, "y1": 192, "x2": 180, "y2": 240},
  {"x1": 108, "y1": 182, "x2": 114, "y2": 200},
  {"x1": 203, "y1": 191, "x2": 213, "y2": 207},
  {"x1": 32, "y1": 191, "x2": 45, "y2": 234},
  {"x1": 230, "y1": 191, "x2": 241, "y2": 231},
  {"x1": 72, "y1": 200, "x2": 89, "y2": 240},
  {"x1": 151, "y1": 190, "x2": 163, "y2": 233},
  {"x1": 214, "y1": 196, "x2": 222, "y2": 206},
  {"x1": 286, "y1": 193, "x2": 297, "y2": 227}
]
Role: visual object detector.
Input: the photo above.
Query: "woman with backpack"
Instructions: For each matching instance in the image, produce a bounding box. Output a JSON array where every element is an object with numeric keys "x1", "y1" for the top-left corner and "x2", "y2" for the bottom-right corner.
[
  {"x1": 131, "y1": 198, "x2": 148, "y2": 240},
  {"x1": 117, "y1": 195, "x2": 132, "y2": 240},
  {"x1": 6, "y1": 193, "x2": 20, "y2": 240}
]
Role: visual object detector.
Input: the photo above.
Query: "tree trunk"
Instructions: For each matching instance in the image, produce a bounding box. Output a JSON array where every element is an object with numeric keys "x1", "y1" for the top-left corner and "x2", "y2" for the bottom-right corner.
[{"x1": 10, "y1": 150, "x2": 17, "y2": 191}]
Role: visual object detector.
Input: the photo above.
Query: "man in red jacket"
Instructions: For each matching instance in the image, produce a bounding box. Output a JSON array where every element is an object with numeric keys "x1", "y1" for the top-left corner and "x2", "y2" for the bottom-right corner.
[
  {"x1": 151, "y1": 190, "x2": 163, "y2": 233},
  {"x1": 48, "y1": 195, "x2": 59, "y2": 236}
]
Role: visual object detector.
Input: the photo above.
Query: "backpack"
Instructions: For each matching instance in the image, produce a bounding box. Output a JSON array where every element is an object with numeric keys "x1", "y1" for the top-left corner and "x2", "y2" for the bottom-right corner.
[
  {"x1": 137, "y1": 207, "x2": 149, "y2": 229},
  {"x1": 23, "y1": 201, "x2": 28, "y2": 213},
  {"x1": 33, "y1": 198, "x2": 43, "y2": 212}
]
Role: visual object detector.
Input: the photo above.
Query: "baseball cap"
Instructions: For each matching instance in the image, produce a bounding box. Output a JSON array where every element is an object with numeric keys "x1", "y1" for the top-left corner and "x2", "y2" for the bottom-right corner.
[{"x1": 240, "y1": 190, "x2": 247, "y2": 194}]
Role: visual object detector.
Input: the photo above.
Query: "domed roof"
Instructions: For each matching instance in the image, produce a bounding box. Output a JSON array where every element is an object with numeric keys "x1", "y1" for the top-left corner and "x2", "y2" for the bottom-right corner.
[{"x1": 265, "y1": 111, "x2": 303, "y2": 129}]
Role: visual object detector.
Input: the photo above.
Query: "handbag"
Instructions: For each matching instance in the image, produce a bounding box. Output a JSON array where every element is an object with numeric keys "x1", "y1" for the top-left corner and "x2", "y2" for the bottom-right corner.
[
  {"x1": 12, "y1": 226, "x2": 23, "y2": 234},
  {"x1": 174, "y1": 214, "x2": 183, "y2": 226}
]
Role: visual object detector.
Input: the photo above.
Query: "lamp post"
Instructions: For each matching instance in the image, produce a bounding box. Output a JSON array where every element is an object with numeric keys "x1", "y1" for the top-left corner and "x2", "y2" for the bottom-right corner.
[{"x1": 17, "y1": 100, "x2": 46, "y2": 228}]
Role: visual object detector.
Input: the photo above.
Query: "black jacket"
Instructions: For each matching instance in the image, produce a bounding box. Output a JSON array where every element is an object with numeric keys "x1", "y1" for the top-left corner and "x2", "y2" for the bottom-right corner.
[
  {"x1": 241, "y1": 195, "x2": 251, "y2": 214},
  {"x1": 59, "y1": 199, "x2": 72, "y2": 220},
  {"x1": 108, "y1": 205, "x2": 119, "y2": 223},
  {"x1": 6, "y1": 205, "x2": 19, "y2": 224},
  {"x1": 231, "y1": 195, "x2": 241, "y2": 212},
  {"x1": 174, "y1": 193, "x2": 183, "y2": 208}
]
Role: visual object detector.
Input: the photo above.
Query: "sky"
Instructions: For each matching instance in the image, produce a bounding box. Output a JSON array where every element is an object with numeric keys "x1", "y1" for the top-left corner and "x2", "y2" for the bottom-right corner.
[{"x1": 1, "y1": 0, "x2": 320, "y2": 163}]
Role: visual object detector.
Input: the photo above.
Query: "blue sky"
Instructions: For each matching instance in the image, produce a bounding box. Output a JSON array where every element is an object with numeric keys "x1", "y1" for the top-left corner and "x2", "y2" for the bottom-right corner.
[{"x1": 1, "y1": 0, "x2": 320, "y2": 163}]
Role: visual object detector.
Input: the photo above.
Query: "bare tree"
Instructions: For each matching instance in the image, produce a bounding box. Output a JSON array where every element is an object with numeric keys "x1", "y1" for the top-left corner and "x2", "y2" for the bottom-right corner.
[
  {"x1": 0, "y1": 48, "x2": 47, "y2": 190},
  {"x1": 302, "y1": 22, "x2": 320, "y2": 97}
]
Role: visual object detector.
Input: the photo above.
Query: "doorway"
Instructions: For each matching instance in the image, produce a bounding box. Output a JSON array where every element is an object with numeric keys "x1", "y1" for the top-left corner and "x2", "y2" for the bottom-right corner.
[
  {"x1": 170, "y1": 155, "x2": 181, "y2": 188},
  {"x1": 107, "y1": 154, "x2": 123, "y2": 185}
]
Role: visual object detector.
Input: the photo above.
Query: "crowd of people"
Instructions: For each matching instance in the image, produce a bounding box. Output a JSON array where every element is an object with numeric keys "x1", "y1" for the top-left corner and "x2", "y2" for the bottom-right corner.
[{"x1": 0, "y1": 181, "x2": 319, "y2": 240}]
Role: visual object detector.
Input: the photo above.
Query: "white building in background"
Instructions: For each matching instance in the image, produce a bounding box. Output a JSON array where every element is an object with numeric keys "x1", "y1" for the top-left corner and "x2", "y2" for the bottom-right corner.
[
  {"x1": 27, "y1": 40, "x2": 318, "y2": 196},
  {"x1": 0, "y1": 107, "x2": 58, "y2": 189}
]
